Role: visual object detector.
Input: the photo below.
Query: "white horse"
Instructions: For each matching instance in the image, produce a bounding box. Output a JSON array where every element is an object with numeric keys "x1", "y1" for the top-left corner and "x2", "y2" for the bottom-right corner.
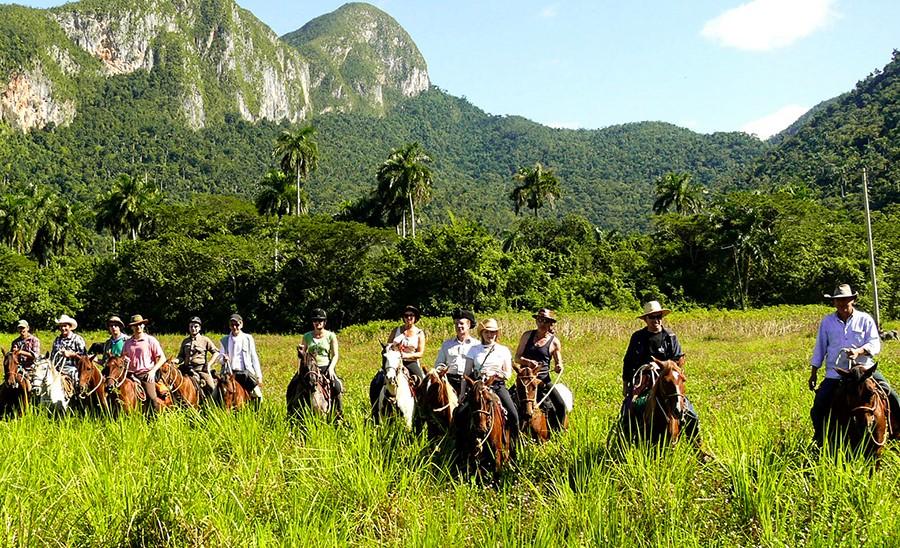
[
  {"x1": 28, "y1": 356, "x2": 70, "y2": 413},
  {"x1": 374, "y1": 344, "x2": 416, "y2": 429}
]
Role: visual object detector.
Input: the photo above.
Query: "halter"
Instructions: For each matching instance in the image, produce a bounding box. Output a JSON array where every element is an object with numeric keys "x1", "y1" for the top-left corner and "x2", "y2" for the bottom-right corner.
[
  {"x1": 78, "y1": 359, "x2": 105, "y2": 399},
  {"x1": 472, "y1": 383, "x2": 498, "y2": 453}
]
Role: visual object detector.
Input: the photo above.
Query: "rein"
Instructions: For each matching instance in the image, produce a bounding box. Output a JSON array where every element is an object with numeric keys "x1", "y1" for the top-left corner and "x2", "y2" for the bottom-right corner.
[{"x1": 80, "y1": 361, "x2": 105, "y2": 399}]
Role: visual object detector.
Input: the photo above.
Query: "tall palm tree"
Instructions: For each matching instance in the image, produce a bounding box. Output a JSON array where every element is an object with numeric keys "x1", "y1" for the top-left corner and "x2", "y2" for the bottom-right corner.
[
  {"x1": 652, "y1": 172, "x2": 705, "y2": 215},
  {"x1": 31, "y1": 189, "x2": 86, "y2": 266},
  {"x1": 375, "y1": 142, "x2": 433, "y2": 238},
  {"x1": 510, "y1": 162, "x2": 561, "y2": 216},
  {"x1": 273, "y1": 125, "x2": 319, "y2": 216},
  {"x1": 95, "y1": 173, "x2": 159, "y2": 246},
  {"x1": 0, "y1": 193, "x2": 35, "y2": 254},
  {"x1": 255, "y1": 169, "x2": 293, "y2": 269}
]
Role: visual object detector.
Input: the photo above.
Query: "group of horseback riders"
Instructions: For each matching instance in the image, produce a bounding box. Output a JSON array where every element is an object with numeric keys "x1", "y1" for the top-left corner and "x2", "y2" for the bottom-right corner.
[{"x1": 9, "y1": 312, "x2": 263, "y2": 411}]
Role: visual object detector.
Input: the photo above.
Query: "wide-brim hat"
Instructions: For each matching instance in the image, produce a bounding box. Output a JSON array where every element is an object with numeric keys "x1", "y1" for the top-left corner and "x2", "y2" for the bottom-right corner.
[
  {"x1": 310, "y1": 308, "x2": 327, "y2": 321},
  {"x1": 402, "y1": 305, "x2": 421, "y2": 321},
  {"x1": 452, "y1": 308, "x2": 476, "y2": 325},
  {"x1": 106, "y1": 316, "x2": 125, "y2": 328},
  {"x1": 478, "y1": 318, "x2": 501, "y2": 336},
  {"x1": 532, "y1": 308, "x2": 558, "y2": 323},
  {"x1": 824, "y1": 284, "x2": 858, "y2": 300},
  {"x1": 56, "y1": 314, "x2": 78, "y2": 329},
  {"x1": 638, "y1": 301, "x2": 671, "y2": 319},
  {"x1": 16, "y1": 319, "x2": 29, "y2": 329},
  {"x1": 127, "y1": 314, "x2": 149, "y2": 327}
]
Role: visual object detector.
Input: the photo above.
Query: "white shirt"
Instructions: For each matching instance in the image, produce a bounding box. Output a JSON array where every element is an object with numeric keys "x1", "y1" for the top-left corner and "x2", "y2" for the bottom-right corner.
[
  {"x1": 467, "y1": 342, "x2": 513, "y2": 381},
  {"x1": 219, "y1": 332, "x2": 262, "y2": 381},
  {"x1": 435, "y1": 336, "x2": 477, "y2": 376}
]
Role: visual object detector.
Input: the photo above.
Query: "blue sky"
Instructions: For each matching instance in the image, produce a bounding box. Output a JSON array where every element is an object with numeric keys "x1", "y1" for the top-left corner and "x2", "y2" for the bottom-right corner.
[{"x1": 17, "y1": 0, "x2": 900, "y2": 137}]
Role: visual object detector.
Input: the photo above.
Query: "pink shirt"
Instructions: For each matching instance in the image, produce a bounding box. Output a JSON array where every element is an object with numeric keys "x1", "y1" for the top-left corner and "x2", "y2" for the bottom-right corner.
[{"x1": 122, "y1": 335, "x2": 165, "y2": 375}]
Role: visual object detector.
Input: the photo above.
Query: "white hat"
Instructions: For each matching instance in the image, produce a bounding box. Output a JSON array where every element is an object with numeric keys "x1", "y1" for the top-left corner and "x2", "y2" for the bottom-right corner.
[
  {"x1": 55, "y1": 314, "x2": 78, "y2": 329},
  {"x1": 638, "y1": 301, "x2": 671, "y2": 319},
  {"x1": 824, "y1": 284, "x2": 857, "y2": 300},
  {"x1": 15, "y1": 319, "x2": 28, "y2": 329}
]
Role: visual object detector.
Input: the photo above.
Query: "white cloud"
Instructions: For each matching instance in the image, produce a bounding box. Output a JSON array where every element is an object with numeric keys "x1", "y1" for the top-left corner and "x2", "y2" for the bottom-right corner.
[
  {"x1": 701, "y1": 0, "x2": 837, "y2": 51},
  {"x1": 740, "y1": 104, "x2": 808, "y2": 138},
  {"x1": 539, "y1": 4, "x2": 558, "y2": 18}
]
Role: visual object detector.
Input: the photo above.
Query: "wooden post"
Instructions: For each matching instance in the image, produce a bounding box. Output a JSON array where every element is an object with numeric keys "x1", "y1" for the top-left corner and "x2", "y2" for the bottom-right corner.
[{"x1": 863, "y1": 168, "x2": 880, "y2": 328}]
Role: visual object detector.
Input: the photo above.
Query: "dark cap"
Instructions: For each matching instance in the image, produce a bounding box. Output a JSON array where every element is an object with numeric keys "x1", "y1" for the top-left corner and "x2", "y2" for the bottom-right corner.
[
  {"x1": 310, "y1": 308, "x2": 327, "y2": 321},
  {"x1": 402, "y1": 305, "x2": 421, "y2": 320},
  {"x1": 451, "y1": 308, "x2": 476, "y2": 325},
  {"x1": 229, "y1": 313, "x2": 243, "y2": 324},
  {"x1": 189, "y1": 316, "x2": 202, "y2": 325}
]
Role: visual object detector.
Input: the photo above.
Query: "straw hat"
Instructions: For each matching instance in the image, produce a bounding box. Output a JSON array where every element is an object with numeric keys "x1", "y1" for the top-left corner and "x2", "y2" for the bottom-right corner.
[
  {"x1": 127, "y1": 314, "x2": 149, "y2": 327},
  {"x1": 106, "y1": 316, "x2": 125, "y2": 328},
  {"x1": 478, "y1": 318, "x2": 501, "y2": 337},
  {"x1": 532, "y1": 308, "x2": 558, "y2": 323},
  {"x1": 637, "y1": 301, "x2": 671, "y2": 319},
  {"x1": 824, "y1": 284, "x2": 857, "y2": 300},
  {"x1": 56, "y1": 314, "x2": 78, "y2": 329}
]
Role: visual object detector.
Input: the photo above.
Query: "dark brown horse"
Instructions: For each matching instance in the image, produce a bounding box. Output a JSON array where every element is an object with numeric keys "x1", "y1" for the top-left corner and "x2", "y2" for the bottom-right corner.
[
  {"x1": 512, "y1": 365, "x2": 550, "y2": 442},
  {"x1": 215, "y1": 371, "x2": 252, "y2": 410},
  {"x1": 74, "y1": 355, "x2": 108, "y2": 415},
  {"x1": 1, "y1": 350, "x2": 30, "y2": 417},
  {"x1": 419, "y1": 368, "x2": 458, "y2": 436},
  {"x1": 457, "y1": 377, "x2": 511, "y2": 477},
  {"x1": 829, "y1": 364, "x2": 894, "y2": 460},
  {"x1": 286, "y1": 351, "x2": 331, "y2": 419},
  {"x1": 642, "y1": 360, "x2": 687, "y2": 445},
  {"x1": 158, "y1": 359, "x2": 201, "y2": 410}
]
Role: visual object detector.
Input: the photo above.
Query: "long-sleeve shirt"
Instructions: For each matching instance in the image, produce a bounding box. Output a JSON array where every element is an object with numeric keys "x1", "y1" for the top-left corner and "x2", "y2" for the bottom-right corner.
[
  {"x1": 10, "y1": 334, "x2": 40, "y2": 367},
  {"x1": 435, "y1": 336, "x2": 477, "y2": 376},
  {"x1": 51, "y1": 333, "x2": 86, "y2": 370},
  {"x1": 811, "y1": 310, "x2": 880, "y2": 379},
  {"x1": 219, "y1": 332, "x2": 262, "y2": 382},
  {"x1": 467, "y1": 343, "x2": 513, "y2": 381},
  {"x1": 122, "y1": 335, "x2": 165, "y2": 375}
]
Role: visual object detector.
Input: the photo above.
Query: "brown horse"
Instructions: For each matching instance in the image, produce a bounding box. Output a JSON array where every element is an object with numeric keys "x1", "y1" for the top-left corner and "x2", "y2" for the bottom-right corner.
[
  {"x1": 286, "y1": 351, "x2": 331, "y2": 419},
  {"x1": 512, "y1": 365, "x2": 550, "y2": 442},
  {"x1": 419, "y1": 368, "x2": 458, "y2": 436},
  {"x1": 215, "y1": 371, "x2": 252, "y2": 410},
  {"x1": 642, "y1": 360, "x2": 687, "y2": 445},
  {"x1": 105, "y1": 357, "x2": 175, "y2": 415},
  {"x1": 829, "y1": 364, "x2": 894, "y2": 460},
  {"x1": 1, "y1": 350, "x2": 30, "y2": 417},
  {"x1": 158, "y1": 359, "x2": 201, "y2": 410},
  {"x1": 74, "y1": 355, "x2": 108, "y2": 415},
  {"x1": 457, "y1": 377, "x2": 511, "y2": 477}
]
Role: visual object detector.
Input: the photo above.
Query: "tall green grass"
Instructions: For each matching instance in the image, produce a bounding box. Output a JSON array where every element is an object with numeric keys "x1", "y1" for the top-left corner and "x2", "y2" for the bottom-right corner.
[{"x1": 2, "y1": 306, "x2": 900, "y2": 546}]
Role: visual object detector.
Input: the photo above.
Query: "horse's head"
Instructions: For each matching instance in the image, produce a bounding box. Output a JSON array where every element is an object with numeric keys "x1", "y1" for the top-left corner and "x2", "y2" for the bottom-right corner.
[
  {"x1": 382, "y1": 343, "x2": 403, "y2": 394},
  {"x1": 105, "y1": 357, "x2": 127, "y2": 390},
  {"x1": 653, "y1": 360, "x2": 687, "y2": 431},
  {"x1": 74, "y1": 355, "x2": 100, "y2": 395},
  {"x1": 837, "y1": 364, "x2": 882, "y2": 439},
  {"x1": 514, "y1": 365, "x2": 543, "y2": 419}
]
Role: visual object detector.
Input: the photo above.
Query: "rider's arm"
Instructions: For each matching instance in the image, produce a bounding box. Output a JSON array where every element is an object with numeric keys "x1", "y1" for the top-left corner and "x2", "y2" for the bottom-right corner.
[
  {"x1": 205, "y1": 338, "x2": 220, "y2": 371},
  {"x1": 327, "y1": 333, "x2": 339, "y2": 377},
  {"x1": 551, "y1": 337, "x2": 563, "y2": 373},
  {"x1": 514, "y1": 331, "x2": 537, "y2": 368}
]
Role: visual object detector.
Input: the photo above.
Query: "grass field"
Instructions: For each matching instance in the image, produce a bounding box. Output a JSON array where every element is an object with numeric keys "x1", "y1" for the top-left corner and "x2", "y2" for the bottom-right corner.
[{"x1": 2, "y1": 306, "x2": 900, "y2": 546}]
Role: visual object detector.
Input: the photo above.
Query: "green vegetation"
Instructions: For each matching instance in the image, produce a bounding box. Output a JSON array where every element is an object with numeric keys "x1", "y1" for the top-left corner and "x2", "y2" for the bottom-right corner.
[{"x1": 3, "y1": 308, "x2": 900, "y2": 545}]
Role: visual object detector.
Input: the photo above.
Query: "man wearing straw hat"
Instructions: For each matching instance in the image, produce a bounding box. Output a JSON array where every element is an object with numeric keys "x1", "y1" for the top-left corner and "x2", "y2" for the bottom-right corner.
[
  {"x1": 122, "y1": 314, "x2": 167, "y2": 412},
  {"x1": 621, "y1": 301, "x2": 700, "y2": 439},
  {"x1": 809, "y1": 284, "x2": 900, "y2": 445},
  {"x1": 10, "y1": 319, "x2": 40, "y2": 370},
  {"x1": 51, "y1": 314, "x2": 86, "y2": 386}
]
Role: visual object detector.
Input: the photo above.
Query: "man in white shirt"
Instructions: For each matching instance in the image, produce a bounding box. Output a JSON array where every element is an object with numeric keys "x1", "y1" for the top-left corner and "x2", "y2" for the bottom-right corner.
[
  {"x1": 217, "y1": 314, "x2": 263, "y2": 402},
  {"x1": 434, "y1": 309, "x2": 477, "y2": 399}
]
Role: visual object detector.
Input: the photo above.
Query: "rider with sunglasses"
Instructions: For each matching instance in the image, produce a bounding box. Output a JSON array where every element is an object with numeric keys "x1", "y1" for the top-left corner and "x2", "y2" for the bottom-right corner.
[{"x1": 514, "y1": 308, "x2": 567, "y2": 430}]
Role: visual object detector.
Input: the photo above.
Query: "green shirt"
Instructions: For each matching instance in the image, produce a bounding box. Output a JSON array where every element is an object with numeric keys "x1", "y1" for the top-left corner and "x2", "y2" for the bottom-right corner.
[
  {"x1": 104, "y1": 334, "x2": 127, "y2": 358},
  {"x1": 302, "y1": 330, "x2": 338, "y2": 368}
]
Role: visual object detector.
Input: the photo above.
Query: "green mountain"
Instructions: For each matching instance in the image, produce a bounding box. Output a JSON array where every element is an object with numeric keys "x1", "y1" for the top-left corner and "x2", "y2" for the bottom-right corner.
[{"x1": 750, "y1": 49, "x2": 900, "y2": 205}]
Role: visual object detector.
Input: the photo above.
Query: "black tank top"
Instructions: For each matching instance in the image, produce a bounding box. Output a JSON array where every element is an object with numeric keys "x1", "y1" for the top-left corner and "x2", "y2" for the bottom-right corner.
[{"x1": 522, "y1": 330, "x2": 553, "y2": 371}]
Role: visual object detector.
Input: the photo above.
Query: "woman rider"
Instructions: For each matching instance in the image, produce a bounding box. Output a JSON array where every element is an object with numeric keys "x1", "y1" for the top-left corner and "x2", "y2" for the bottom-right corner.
[
  {"x1": 464, "y1": 318, "x2": 519, "y2": 437},
  {"x1": 298, "y1": 308, "x2": 343, "y2": 417},
  {"x1": 369, "y1": 305, "x2": 427, "y2": 406},
  {"x1": 514, "y1": 308, "x2": 566, "y2": 430}
]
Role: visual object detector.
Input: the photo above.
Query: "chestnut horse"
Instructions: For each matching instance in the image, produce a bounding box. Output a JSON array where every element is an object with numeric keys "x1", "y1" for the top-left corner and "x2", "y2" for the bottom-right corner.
[
  {"x1": 286, "y1": 350, "x2": 331, "y2": 419},
  {"x1": 642, "y1": 360, "x2": 687, "y2": 445},
  {"x1": 512, "y1": 365, "x2": 550, "y2": 442},
  {"x1": 457, "y1": 377, "x2": 511, "y2": 477},
  {"x1": 215, "y1": 370, "x2": 252, "y2": 410},
  {"x1": 419, "y1": 368, "x2": 458, "y2": 436},
  {"x1": 158, "y1": 359, "x2": 201, "y2": 410},
  {"x1": 828, "y1": 363, "x2": 895, "y2": 460},
  {"x1": 1, "y1": 350, "x2": 30, "y2": 417},
  {"x1": 74, "y1": 355, "x2": 108, "y2": 415},
  {"x1": 104, "y1": 357, "x2": 174, "y2": 415}
]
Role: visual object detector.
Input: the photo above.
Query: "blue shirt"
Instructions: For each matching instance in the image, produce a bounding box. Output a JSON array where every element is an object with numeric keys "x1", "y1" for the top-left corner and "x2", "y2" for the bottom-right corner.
[{"x1": 810, "y1": 310, "x2": 880, "y2": 379}]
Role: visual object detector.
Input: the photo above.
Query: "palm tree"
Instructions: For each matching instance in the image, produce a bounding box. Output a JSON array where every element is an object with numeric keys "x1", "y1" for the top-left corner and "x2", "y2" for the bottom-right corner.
[
  {"x1": 375, "y1": 142, "x2": 434, "y2": 238},
  {"x1": 31, "y1": 189, "x2": 87, "y2": 265},
  {"x1": 510, "y1": 162, "x2": 561, "y2": 216},
  {"x1": 255, "y1": 169, "x2": 293, "y2": 269},
  {"x1": 273, "y1": 125, "x2": 319, "y2": 216},
  {"x1": 652, "y1": 172, "x2": 705, "y2": 215},
  {"x1": 94, "y1": 174, "x2": 159, "y2": 247},
  {"x1": 0, "y1": 193, "x2": 35, "y2": 254}
]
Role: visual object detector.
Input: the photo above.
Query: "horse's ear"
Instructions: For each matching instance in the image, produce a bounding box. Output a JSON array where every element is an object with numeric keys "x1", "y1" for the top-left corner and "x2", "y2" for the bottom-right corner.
[
  {"x1": 835, "y1": 367, "x2": 851, "y2": 378},
  {"x1": 512, "y1": 363, "x2": 521, "y2": 374},
  {"x1": 463, "y1": 375, "x2": 475, "y2": 385}
]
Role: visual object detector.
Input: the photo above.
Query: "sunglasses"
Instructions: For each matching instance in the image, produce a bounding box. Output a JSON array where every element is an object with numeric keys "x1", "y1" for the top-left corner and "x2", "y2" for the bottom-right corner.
[
  {"x1": 403, "y1": 314, "x2": 416, "y2": 319},
  {"x1": 646, "y1": 314, "x2": 664, "y2": 321}
]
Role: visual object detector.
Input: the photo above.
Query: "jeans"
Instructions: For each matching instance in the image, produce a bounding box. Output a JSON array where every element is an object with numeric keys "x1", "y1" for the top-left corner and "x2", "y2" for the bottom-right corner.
[{"x1": 490, "y1": 381, "x2": 519, "y2": 433}]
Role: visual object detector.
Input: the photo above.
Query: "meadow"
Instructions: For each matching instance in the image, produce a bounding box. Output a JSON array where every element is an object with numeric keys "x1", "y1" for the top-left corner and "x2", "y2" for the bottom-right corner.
[{"x1": 2, "y1": 306, "x2": 900, "y2": 547}]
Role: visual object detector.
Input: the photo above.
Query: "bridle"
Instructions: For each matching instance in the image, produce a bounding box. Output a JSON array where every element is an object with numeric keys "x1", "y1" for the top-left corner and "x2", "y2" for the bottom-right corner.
[{"x1": 78, "y1": 358, "x2": 105, "y2": 399}]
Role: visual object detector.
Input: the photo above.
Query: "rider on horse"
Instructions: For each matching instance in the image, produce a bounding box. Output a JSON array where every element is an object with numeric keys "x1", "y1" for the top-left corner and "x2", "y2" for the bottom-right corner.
[
  {"x1": 462, "y1": 318, "x2": 519, "y2": 438},
  {"x1": 809, "y1": 284, "x2": 900, "y2": 446},
  {"x1": 121, "y1": 314, "x2": 168, "y2": 413},
  {"x1": 369, "y1": 305, "x2": 427, "y2": 405},
  {"x1": 514, "y1": 308, "x2": 566, "y2": 430},
  {"x1": 434, "y1": 308, "x2": 477, "y2": 400},
  {"x1": 176, "y1": 316, "x2": 220, "y2": 399},
  {"x1": 102, "y1": 316, "x2": 127, "y2": 360},
  {"x1": 217, "y1": 314, "x2": 264, "y2": 404},
  {"x1": 51, "y1": 314, "x2": 86, "y2": 388},
  {"x1": 10, "y1": 319, "x2": 40, "y2": 370},
  {"x1": 299, "y1": 308, "x2": 343, "y2": 418},
  {"x1": 621, "y1": 301, "x2": 699, "y2": 440}
]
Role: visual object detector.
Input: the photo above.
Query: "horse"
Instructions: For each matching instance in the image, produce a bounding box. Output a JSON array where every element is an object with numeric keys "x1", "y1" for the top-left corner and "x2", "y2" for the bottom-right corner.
[
  {"x1": 373, "y1": 344, "x2": 416, "y2": 429},
  {"x1": 74, "y1": 354, "x2": 108, "y2": 415},
  {"x1": 286, "y1": 350, "x2": 332, "y2": 419},
  {"x1": 158, "y1": 359, "x2": 201, "y2": 410},
  {"x1": 0, "y1": 350, "x2": 30, "y2": 417},
  {"x1": 641, "y1": 360, "x2": 688, "y2": 445},
  {"x1": 214, "y1": 368, "x2": 252, "y2": 411},
  {"x1": 456, "y1": 376, "x2": 511, "y2": 477},
  {"x1": 827, "y1": 363, "x2": 893, "y2": 460},
  {"x1": 512, "y1": 365, "x2": 550, "y2": 442},
  {"x1": 419, "y1": 367, "x2": 458, "y2": 436},
  {"x1": 105, "y1": 356, "x2": 151, "y2": 416},
  {"x1": 28, "y1": 355, "x2": 70, "y2": 414}
]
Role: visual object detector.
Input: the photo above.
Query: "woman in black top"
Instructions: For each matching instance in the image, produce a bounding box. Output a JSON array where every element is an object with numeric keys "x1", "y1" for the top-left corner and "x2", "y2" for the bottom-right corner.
[{"x1": 514, "y1": 308, "x2": 567, "y2": 430}]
